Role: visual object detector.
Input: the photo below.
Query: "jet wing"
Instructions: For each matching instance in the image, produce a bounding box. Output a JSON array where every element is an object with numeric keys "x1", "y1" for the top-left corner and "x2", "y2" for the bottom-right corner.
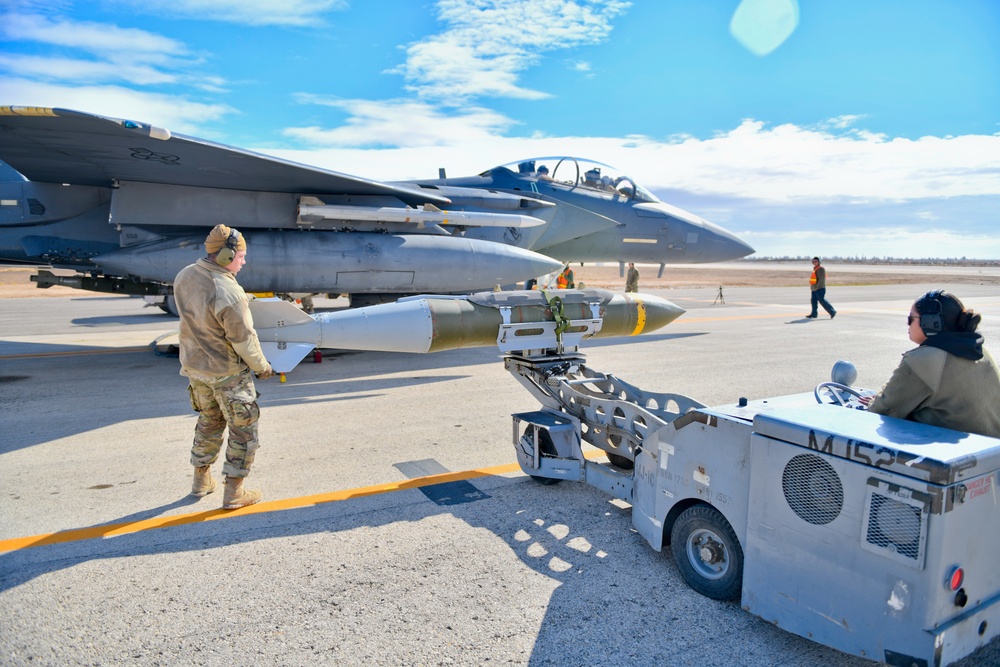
[{"x1": 0, "y1": 106, "x2": 450, "y2": 207}]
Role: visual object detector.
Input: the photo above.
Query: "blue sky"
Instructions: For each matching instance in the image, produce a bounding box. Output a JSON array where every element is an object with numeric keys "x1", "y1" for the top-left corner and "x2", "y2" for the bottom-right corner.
[{"x1": 2, "y1": 0, "x2": 998, "y2": 259}]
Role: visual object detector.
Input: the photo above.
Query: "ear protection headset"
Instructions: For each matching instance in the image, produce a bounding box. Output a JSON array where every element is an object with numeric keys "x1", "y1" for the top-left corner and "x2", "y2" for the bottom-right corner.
[
  {"x1": 215, "y1": 228, "x2": 241, "y2": 266},
  {"x1": 918, "y1": 289, "x2": 945, "y2": 336}
]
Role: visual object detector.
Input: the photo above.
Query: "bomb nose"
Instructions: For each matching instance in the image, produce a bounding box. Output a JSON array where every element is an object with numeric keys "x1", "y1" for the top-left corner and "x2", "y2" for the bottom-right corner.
[{"x1": 638, "y1": 293, "x2": 686, "y2": 333}]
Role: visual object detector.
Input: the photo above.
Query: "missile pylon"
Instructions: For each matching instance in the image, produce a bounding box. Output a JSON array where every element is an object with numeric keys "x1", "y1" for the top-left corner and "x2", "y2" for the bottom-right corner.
[{"x1": 251, "y1": 289, "x2": 685, "y2": 373}]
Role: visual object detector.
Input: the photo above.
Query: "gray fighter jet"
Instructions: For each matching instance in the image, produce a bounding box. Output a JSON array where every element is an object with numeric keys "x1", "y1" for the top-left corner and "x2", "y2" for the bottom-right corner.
[
  {"x1": 0, "y1": 107, "x2": 752, "y2": 309},
  {"x1": 397, "y1": 157, "x2": 754, "y2": 274}
]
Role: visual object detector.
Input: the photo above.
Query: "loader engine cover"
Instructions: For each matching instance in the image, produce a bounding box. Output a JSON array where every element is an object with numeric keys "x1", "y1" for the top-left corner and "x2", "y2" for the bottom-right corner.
[{"x1": 742, "y1": 404, "x2": 1000, "y2": 666}]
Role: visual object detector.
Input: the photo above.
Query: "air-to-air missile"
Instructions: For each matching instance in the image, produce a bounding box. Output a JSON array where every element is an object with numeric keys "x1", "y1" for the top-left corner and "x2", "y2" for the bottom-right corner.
[
  {"x1": 296, "y1": 198, "x2": 549, "y2": 230},
  {"x1": 250, "y1": 289, "x2": 685, "y2": 373}
]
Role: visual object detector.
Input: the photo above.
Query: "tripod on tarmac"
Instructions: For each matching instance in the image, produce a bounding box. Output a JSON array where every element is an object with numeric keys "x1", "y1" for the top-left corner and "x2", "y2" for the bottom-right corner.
[{"x1": 713, "y1": 286, "x2": 725, "y2": 305}]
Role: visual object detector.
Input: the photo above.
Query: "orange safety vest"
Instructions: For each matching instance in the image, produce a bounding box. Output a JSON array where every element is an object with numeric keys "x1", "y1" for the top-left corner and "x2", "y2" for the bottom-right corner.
[
  {"x1": 556, "y1": 273, "x2": 569, "y2": 289},
  {"x1": 809, "y1": 270, "x2": 817, "y2": 285}
]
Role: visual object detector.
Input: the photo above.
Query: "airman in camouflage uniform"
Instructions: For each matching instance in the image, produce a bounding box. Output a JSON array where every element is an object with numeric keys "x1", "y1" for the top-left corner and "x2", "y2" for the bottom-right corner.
[{"x1": 174, "y1": 224, "x2": 274, "y2": 509}]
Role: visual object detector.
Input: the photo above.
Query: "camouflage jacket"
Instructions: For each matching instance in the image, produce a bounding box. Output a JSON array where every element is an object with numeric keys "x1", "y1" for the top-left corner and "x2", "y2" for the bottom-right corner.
[{"x1": 173, "y1": 258, "x2": 269, "y2": 379}]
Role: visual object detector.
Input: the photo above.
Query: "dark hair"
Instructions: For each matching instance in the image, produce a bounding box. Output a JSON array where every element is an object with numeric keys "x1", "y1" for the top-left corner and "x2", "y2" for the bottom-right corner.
[
  {"x1": 915, "y1": 290, "x2": 981, "y2": 333},
  {"x1": 812, "y1": 256, "x2": 820, "y2": 262}
]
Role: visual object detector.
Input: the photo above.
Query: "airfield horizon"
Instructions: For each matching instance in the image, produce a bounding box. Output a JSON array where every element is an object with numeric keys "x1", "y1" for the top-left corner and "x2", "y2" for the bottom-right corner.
[{"x1": 2, "y1": 260, "x2": 1000, "y2": 299}]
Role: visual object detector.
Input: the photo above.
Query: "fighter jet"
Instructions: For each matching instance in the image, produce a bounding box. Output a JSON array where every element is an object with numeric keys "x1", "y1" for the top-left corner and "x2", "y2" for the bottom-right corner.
[
  {"x1": 396, "y1": 157, "x2": 755, "y2": 275},
  {"x1": 0, "y1": 107, "x2": 752, "y2": 311}
]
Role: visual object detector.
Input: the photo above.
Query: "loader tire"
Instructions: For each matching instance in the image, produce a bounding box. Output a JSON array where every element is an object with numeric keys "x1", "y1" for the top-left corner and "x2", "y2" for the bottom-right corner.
[{"x1": 670, "y1": 505, "x2": 743, "y2": 601}]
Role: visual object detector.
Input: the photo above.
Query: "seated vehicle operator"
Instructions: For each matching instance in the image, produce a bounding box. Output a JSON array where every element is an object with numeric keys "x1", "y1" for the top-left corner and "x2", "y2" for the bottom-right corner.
[
  {"x1": 536, "y1": 164, "x2": 553, "y2": 180},
  {"x1": 860, "y1": 290, "x2": 1000, "y2": 438}
]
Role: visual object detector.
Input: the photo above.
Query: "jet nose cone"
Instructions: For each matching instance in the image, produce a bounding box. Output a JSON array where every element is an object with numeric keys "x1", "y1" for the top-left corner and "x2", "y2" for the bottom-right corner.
[
  {"x1": 632, "y1": 202, "x2": 753, "y2": 263},
  {"x1": 703, "y1": 220, "x2": 754, "y2": 261}
]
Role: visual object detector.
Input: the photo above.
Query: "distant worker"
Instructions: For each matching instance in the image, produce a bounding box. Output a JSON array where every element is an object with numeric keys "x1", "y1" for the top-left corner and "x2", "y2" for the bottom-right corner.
[
  {"x1": 861, "y1": 290, "x2": 1000, "y2": 438},
  {"x1": 174, "y1": 224, "x2": 274, "y2": 510},
  {"x1": 625, "y1": 262, "x2": 639, "y2": 292},
  {"x1": 556, "y1": 265, "x2": 575, "y2": 289},
  {"x1": 537, "y1": 165, "x2": 552, "y2": 180},
  {"x1": 806, "y1": 256, "x2": 836, "y2": 319}
]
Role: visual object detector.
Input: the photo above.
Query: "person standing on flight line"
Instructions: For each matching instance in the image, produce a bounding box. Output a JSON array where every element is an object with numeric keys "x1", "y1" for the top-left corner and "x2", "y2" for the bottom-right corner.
[
  {"x1": 625, "y1": 263, "x2": 639, "y2": 292},
  {"x1": 174, "y1": 224, "x2": 274, "y2": 509}
]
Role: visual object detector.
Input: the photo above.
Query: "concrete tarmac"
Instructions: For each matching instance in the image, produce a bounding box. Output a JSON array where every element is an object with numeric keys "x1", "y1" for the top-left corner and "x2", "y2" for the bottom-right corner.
[{"x1": 2, "y1": 280, "x2": 1000, "y2": 666}]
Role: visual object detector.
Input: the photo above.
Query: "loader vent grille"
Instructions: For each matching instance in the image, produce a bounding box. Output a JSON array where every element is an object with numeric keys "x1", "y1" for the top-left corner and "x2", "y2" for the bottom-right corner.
[
  {"x1": 866, "y1": 493, "x2": 921, "y2": 561},
  {"x1": 782, "y1": 454, "x2": 843, "y2": 525}
]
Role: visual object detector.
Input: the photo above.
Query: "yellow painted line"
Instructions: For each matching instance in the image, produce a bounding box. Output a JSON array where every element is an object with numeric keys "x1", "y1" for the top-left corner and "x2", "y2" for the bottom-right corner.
[
  {"x1": 0, "y1": 463, "x2": 516, "y2": 553},
  {"x1": 0, "y1": 450, "x2": 613, "y2": 554}
]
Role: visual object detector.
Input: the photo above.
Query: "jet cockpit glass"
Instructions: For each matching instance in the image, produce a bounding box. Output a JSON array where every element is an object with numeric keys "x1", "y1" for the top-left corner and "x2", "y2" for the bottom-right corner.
[{"x1": 494, "y1": 157, "x2": 659, "y2": 203}]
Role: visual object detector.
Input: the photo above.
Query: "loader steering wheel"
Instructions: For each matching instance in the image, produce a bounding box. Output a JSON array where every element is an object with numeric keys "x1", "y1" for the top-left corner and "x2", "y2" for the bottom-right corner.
[
  {"x1": 813, "y1": 382, "x2": 864, "y2": 408},
  {"x1": 814, "y1": 382, "x2": 866, "y2": 407}
]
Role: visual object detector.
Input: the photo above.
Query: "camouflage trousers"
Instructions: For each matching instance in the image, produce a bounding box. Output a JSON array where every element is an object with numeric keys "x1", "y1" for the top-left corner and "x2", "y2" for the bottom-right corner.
[{"x1": 187, "y1": 369, "x2": 260, "y2": 479}]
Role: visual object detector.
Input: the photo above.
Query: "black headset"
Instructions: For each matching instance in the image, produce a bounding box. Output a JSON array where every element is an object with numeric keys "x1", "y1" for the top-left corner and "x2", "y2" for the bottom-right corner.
[
  {"x1": 215, "y1": 228, "x2": 241, "y2": 266},
  {"x1": 918, "y1": 289, "x2": 945, "y2": 336}
]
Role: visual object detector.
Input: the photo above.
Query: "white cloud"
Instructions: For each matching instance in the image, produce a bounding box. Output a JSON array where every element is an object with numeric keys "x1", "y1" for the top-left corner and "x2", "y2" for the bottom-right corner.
[
  {"x1": 0, "y1": 54, "x2": 181, "y2": 86},
  {"x1": 285, "y1": 96, "x2": 517, "y2": 148},
  {"x1": 0, "y1": 12, "x2": 226, "y2": 95},
  {"x1": 275, "y1": 115, "x2": 1000, "y2": 202},
  {"x1": 0, "y1": 77, "x2": 235, "y2": 135},
  {"x1": 392, "y1": 0, "x2": 630, "y2": 100},
  {"x1": 740, "y1": 227, "x2": 1000, "y2": 260},
  {"x1": 0, "y1": 12, "x2": 188, "y2": 57},
  {"x1": 108, "y1": 0, "x2": 349, "y2": 27},
  {"x1": 653, "y1": 120, "x2": 1000, "y2": 201}
]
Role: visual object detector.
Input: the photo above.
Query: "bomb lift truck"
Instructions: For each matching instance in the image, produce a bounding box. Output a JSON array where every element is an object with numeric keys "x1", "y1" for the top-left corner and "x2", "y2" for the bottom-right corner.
[{"x1": 498, "y1": 301, "x2": 1000, "y2": 667}]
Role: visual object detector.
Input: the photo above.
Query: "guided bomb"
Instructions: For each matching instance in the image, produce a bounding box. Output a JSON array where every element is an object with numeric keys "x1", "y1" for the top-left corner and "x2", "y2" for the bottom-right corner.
[{"x1": 251, "y1": 289, "x2": 685, "y2": 373}]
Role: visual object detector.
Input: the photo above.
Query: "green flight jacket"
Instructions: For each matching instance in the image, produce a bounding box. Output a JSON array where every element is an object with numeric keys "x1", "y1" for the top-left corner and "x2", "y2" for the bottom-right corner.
[{"x1": 869, "y1": 345, "x2": 1000, "y2": 439}]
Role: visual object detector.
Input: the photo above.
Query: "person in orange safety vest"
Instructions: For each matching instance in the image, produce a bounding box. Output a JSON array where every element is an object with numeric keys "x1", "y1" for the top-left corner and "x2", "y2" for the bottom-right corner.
[
  {"x1": 806, "y1": 256, "x2": 836, "y2": 319},
  {"x1": 556, "y1": 266, "x2": 575, "y2": 289}
]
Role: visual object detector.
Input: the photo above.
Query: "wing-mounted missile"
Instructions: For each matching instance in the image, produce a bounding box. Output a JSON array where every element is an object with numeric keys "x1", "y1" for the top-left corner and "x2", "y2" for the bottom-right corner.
[
  {"x1": 296, "y1": 197, "x2": 546, "y2": 230},
  {"x1": 395, "y1": 185, "x2": 557, "y2": 212},
  {"x1": 251, "y1": 289, "x2": 685, "y2": 373}
]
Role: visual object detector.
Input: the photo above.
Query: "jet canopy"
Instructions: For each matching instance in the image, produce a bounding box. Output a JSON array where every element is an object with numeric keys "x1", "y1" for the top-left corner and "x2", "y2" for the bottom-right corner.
[{"x1": 487, "y1": 157, "x2": 660, "y2": 204}]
